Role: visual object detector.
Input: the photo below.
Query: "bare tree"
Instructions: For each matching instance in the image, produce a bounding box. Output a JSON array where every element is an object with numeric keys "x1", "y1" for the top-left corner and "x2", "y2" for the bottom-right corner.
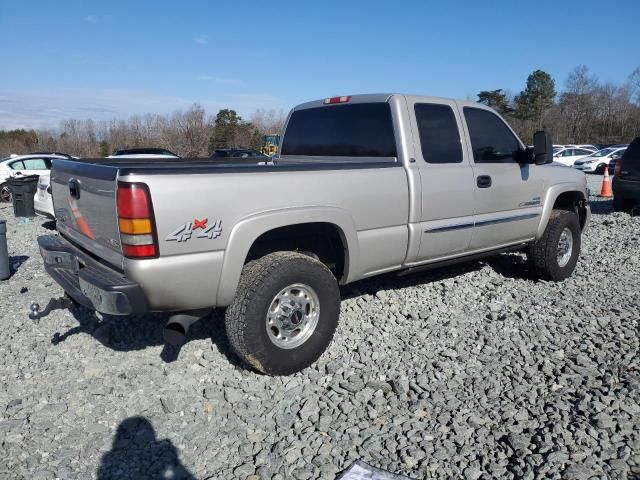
[{"x1": 250, "y1": 109, "x2": 286, "y2": 134}]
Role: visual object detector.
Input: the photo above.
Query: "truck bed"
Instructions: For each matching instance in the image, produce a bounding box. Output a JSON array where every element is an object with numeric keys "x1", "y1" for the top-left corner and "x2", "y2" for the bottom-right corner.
[{"x1": 67, "y1": 156, "x2": 399, "y2": 175}]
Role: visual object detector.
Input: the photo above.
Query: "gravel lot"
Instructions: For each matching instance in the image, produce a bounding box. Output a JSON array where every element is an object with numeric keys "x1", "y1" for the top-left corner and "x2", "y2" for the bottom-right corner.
[{"x1": 0, "y1": 175, "x2": 638, "y2": 480}]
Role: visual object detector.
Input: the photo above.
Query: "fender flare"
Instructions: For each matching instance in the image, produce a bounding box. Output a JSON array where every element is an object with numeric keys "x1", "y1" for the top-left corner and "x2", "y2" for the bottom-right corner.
[
  {"x1": 215, "y1": 206, "x2": 359, "y2": 306},
  {"x1": 536, "y1": 183, "x2": 587, "y2": 240}
]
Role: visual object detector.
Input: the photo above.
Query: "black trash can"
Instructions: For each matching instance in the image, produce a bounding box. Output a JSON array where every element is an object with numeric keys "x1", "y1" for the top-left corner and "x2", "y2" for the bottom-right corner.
[{"x1": 7, "y1": 175, "x2": 40, "y2": 218}]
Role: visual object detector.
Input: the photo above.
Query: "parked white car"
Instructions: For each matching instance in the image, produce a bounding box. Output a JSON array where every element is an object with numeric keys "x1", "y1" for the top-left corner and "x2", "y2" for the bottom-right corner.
[
  {"x1": 575, "y1": 144, "x2": 598, "y2": 151},
  {"x1": 34, "y1": 173, "x2": 54, "y2": 218},
  {"x1": 553, "y1": 147, "x2": 595, "y2": 167},
  {"x1": 0, "y1": 153, "x2": 71, "y2": 202},
  {"x1": 573, "y1": 147, "x2": 627, "y2": 174}
]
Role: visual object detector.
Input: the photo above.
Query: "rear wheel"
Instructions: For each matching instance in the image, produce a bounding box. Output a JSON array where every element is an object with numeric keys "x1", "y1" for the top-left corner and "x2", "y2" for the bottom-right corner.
[
  {"x1": 528, "y1": 210, "x2": 581, "y2": 281},
  {"x1": 0, "y1": 183, "x2": 11, "y2": 203},
  {"x1": 225, "y1": 251, "x2": 340, "y2": 375}
]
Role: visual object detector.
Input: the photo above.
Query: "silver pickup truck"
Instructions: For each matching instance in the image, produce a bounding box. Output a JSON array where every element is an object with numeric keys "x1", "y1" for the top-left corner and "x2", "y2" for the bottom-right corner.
[{"x1": 38, "y1": 94, "x2": 590, "y2": 375}]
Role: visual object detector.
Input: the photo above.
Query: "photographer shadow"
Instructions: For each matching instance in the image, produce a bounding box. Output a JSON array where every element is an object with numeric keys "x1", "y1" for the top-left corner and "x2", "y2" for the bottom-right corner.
[{"x1": 97, "y1": 416, "x2": 195, "y2": 480}]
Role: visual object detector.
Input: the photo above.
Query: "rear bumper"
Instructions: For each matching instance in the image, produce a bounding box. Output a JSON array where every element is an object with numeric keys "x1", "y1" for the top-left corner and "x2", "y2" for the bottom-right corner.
[
  {"x1": 38, "y1": 235, "x2": 149, "y2": 315},
  {"x1": 613, "y1": 177, "x2": 640, "y2": 200}
]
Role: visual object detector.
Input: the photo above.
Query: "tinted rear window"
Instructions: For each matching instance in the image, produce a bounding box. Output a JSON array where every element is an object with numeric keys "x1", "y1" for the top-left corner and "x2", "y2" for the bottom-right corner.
[
  {"x1": 414, "y1": 103, "x2": 462, "y2": 163},
  {"x1": 281, "y1": 103, "x2": 397, "y2": 157}
]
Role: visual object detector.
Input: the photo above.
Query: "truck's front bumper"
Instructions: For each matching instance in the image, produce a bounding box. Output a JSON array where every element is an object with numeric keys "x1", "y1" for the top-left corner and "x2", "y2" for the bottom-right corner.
[{"x1": 38, "y1": 235, "x2": 149, "y2": 315}]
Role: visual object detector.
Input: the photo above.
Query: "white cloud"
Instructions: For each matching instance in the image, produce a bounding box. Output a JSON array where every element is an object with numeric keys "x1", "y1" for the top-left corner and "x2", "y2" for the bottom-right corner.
[
  {"x1": 0, "y1": 88, "x2": 288, "y2": 129},
  {"x1": 197, "y1": 75, "x2": 244, "y2": 86},
  {"x1": 193, "y1": 34, "x2": 209, "y2": 45}
]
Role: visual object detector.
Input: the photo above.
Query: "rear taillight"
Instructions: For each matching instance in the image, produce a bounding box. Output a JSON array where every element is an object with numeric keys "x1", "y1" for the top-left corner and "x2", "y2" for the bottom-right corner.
[
  {"x1": 117, "y1": 182, "x2": 158, "y2": 258},
  {"x1": 614, "y1": 157, "x2": 624, "y2": 176}
]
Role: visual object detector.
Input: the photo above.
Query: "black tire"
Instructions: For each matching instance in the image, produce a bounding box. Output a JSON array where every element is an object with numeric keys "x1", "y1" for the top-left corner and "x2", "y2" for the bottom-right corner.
[
  {"x1": 225, "y1": 251, "x2": 340, "y2": 375},
  {"x1": 528, "y1": 210, "x2": 581, "y2": 281},
  {"x1": 613, "y1": 196, "x2": 632, "y2": 213},
  {"x1": 595, "y1": 163, "x2": 606, "y2": 175},
  {"x1": 0, "y1": 183, "x2": 11, "y2": 203}
]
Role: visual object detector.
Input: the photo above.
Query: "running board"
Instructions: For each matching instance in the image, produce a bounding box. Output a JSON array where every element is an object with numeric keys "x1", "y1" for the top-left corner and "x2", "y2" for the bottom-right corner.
[{"x1": 397, "y1": 244, "x2": 527, "y2": 277}]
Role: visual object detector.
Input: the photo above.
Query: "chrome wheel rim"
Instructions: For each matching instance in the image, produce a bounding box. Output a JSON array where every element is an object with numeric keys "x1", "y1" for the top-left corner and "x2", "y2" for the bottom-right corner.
[
  {"x1": 266, "y1": 283, "x2": 320, "y2": 349},
  {"x1": 557, "y1": 228, "x2": 573, "y2": 267},
  {"x1": 0, "y1": 185, "x2": 11, "y2": 203}
]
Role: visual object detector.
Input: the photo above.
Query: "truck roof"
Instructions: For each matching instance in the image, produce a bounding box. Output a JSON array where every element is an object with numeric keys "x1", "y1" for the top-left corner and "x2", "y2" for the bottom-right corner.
[{"x1": 293, "y1": 93, "x2": 473, "y2": 111}]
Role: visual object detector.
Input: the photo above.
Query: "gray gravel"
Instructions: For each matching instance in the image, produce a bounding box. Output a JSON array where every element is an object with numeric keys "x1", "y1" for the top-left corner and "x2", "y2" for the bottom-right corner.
[{"x1": 1, "y1": 178, "x2": 638, "y2": 479}]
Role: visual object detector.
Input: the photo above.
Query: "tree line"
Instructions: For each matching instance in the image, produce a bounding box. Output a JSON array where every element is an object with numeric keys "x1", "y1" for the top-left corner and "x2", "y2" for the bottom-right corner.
[
  {"x1": 0, "y1": 107, "x2": 286, "y2": 158},
  {"x1": 1, "y1": 64, "x2": 638, "y2": 158},
  {"x1": 477, "y1": 65, "x2": 640, "y2": 145}
]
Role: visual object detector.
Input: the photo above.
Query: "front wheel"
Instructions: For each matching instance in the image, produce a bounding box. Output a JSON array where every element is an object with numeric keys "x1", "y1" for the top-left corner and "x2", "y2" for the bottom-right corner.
[
  {"x1": 528, "y1": 210, "x2": 581, "y2": 281},
  {"x1": 225, "y1": 251, "x2": 340, "y2": 375}
]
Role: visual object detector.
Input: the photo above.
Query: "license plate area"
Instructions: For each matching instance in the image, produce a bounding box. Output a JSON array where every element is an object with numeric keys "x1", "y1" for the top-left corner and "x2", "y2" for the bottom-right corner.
[{"x1": 43, "y1": 250, "x2": 79, "y2": 273}]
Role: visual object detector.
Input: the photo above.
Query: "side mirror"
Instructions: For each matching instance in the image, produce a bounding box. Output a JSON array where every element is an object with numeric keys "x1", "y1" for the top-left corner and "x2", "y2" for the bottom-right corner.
[
  {"x1": 533, "y1": 131, "x2": 553, "y2": 165},
  {"x1": 611, "y1": 153, "x2": 621, "y2": 160}
]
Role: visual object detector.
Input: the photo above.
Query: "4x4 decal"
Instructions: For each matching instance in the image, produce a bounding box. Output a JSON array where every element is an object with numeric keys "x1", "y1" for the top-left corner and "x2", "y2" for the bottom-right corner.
[{"x1": 165, "y1": 218, "x2": 222, "y2": 242}]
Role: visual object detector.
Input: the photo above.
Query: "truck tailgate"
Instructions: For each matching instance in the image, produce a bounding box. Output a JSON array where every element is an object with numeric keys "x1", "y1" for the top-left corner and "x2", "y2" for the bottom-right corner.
[{"x1": 51, "y1": 159, "x2": 124, "y2": 269}]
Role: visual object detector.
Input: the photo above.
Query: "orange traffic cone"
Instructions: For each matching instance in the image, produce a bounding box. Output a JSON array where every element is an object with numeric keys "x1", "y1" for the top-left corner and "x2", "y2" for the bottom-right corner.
[{"x1": 600, "y1": 167, "x2": 613, "y2": 198}]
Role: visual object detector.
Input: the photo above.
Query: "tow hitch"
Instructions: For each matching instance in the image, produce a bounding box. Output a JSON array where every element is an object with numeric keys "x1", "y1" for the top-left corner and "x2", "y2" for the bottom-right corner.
[{"x1": 29, "y1": 295, "x2": 75, "y2": 324}]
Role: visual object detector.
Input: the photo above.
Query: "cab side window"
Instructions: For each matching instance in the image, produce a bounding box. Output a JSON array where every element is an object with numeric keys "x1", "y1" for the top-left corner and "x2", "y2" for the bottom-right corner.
[
  {"x1": 22, "y1": 158, "x2": 48, "y2": 170},
  {"x1": 9, "y1": 161, "x2": 24, "y2": 170},
  {"x1": 463, "y1": 107, "x2": 520, "y2": 163},
  {"x1": 414, "y1": 103, "x2": 462, "y2": 163}
]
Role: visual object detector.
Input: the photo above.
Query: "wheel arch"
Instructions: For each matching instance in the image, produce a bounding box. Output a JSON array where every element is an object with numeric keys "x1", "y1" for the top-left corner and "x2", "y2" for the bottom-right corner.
[
  {"x1": 536, "y1": 185, "x2": 588, "y2": 240},
  {"x1": 216, "y1": 207, "x2": 359, "y2": 306}
]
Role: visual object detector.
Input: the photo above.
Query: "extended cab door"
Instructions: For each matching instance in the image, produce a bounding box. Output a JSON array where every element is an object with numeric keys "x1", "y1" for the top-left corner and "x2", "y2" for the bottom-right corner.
[
  {"x1": 406, "y1": 97, "x2": 476, "y2": 262},
  {"x1": 460, "y1": 105, "x2": 544, "y2": 250}
]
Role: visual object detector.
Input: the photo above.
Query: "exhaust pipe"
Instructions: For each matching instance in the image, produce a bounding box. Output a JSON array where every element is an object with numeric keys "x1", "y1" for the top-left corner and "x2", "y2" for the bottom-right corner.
[{"x1": 163, "y1": 308, "x2": 211, "y2": 345}]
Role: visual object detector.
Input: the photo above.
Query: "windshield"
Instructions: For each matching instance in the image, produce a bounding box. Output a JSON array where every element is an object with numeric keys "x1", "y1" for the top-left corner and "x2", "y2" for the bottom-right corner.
[{"x1": 589, "y1": 148, "x2": 615, "y2": 157}]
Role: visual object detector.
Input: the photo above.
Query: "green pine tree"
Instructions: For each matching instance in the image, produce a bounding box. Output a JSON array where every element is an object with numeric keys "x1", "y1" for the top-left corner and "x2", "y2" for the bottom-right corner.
[{"x1": 514, "y1": 70, "x2": 556, "y2": 131}]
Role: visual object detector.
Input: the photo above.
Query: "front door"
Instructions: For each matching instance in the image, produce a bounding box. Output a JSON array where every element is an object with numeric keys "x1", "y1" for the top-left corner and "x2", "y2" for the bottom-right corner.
[
  {"x1": 406, "y1": 97, "x2": 476, "y2": 262},
  {"x1": 460, "y1": 105, "x2": 544, "y2": 250}
]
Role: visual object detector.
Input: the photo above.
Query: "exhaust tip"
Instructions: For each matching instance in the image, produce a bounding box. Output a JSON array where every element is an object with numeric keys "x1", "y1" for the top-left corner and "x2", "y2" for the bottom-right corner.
[{"x1": 163, "y1": 322, "x2": 187, "y2": 346}]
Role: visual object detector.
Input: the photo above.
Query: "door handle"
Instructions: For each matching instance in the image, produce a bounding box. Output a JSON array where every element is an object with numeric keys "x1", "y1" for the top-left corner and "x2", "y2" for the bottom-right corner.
[{"x1": 477, "y1": 175, "x2": 492, "y2": 188}]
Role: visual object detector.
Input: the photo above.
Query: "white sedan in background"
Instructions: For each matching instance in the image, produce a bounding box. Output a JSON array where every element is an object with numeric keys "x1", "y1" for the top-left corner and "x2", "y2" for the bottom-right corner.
[
  {"x1": 573, "y1": 147, "x2": 627, "y2": 174},
  {"x1": 552, "y1": 147, "x2": 596, "y2": 167},
  {"x1": 0, "y1": 153, "x2": 72, "y2": 203},
  {"x1": 34, "y1": 173, "x2": 54, "y2": 218}
]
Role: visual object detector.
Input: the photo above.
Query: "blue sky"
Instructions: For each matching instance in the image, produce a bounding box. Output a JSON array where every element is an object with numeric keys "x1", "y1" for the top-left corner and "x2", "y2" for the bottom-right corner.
[{"x1": 1, "y1": 0, "x2": 638, "y2": 129}]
